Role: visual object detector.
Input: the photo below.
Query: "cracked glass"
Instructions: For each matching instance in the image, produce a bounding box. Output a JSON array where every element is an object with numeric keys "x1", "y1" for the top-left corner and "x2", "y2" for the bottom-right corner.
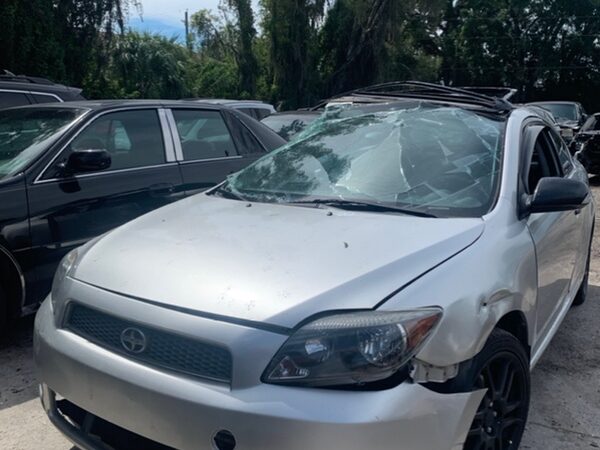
[{"x1": 220, "y1": 103, "x2": 506, "y2": 218}]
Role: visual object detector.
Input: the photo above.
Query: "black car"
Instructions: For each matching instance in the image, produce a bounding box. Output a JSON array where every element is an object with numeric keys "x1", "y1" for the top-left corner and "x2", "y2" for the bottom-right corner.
[
  {"x1": 0, "y1": 100, "x2": 285, "y2": 329},
  {"x1": 0, "y1": 72, "x2": 85, "y2": 108},
  {"x1": 261, "y1": 111, "x2": 320, "y2": 141},
  {"x1": 527, "y1": 101, "x2": 588, "y2": 143},
  {"x1": 572, "y1": 113, "x2": 600, "y2": 174}
]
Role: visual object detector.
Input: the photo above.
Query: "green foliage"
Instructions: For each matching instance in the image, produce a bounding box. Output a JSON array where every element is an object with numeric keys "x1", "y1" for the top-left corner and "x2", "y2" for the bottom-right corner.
[
  {"x1": 259, "y1": 0, "x2": 327, "y2": 109},
  {"x1": 91, "y1": 31, "x2": 198, "y2": 99},
  {"x1": 1, "y1": 0, "x2": 600, "y2": 111}
]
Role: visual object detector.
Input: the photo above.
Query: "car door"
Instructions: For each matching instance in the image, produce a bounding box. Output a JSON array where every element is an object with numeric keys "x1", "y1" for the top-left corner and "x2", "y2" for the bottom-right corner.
[
  {"x1": 25, "y1": 107, "x2": 185, "y2": 300},
  {"x1": 167, "y1": 108, "x2": 266, "y2": 195},
  {"x1": 523, "y1": 126, "x2": 581, "y2": 342}
]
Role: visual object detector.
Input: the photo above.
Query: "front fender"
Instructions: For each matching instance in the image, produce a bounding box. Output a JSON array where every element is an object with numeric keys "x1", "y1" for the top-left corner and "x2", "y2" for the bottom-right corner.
[{"x1": 378, "y1": 218, "x2": 537, "y2": 367}]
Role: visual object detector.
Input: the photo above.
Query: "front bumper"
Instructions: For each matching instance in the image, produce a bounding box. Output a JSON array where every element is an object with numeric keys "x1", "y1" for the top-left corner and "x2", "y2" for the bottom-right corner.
[{"x1": 35, "y1": 296, "x2": 484, "y2": 450}]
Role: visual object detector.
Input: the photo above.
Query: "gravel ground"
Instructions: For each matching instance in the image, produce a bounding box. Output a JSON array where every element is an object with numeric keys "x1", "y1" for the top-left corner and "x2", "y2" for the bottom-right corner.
[{"x1": 1, "y1": 184, "x2": 600, "y2": 450}]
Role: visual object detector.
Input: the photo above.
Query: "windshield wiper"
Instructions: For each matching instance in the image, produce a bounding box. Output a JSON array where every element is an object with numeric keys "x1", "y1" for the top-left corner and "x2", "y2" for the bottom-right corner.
[
  {"x1": 212, "y1": 185, "x2": 247, "y2": 201},
  {"x1": 289, "y1": 198, "x2": 438, "y2": 218}
]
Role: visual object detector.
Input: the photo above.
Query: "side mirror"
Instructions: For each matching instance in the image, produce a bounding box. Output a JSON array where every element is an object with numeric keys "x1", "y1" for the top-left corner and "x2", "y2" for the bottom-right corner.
[
  {"x1": 63, "y1": 149, "x2": 111, "y2": 174},
  {"x1": 527, "y1": 177, "x2": 589, "y2": 214}
]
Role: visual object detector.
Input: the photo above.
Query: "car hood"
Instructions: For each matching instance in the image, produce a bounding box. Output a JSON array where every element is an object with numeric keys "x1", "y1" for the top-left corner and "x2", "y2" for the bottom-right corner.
[{"x1": 73, "y1": 194, "x2": 485, "y2": 328}]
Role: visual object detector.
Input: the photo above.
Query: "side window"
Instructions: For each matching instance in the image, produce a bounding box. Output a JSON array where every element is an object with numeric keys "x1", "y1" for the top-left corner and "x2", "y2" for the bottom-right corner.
[
  {"x1": 237, "y1": 108, "x2": 258, "y2": 119},
  {"x1": 172, "y1": 109, "x2": 237, "y2": 161},
  {"x1": 253, "y1": 108, "x2": 272, "y2": 121},
  {"x1": 62, "y1": 109, "x2": 165, "y2": 173},
  {"x1": 0, "y1": 92, "x2": 30, "y2": 108},
  {"x1": 32, "y1": 93, "x2": 61, "y2": 104},
  {"x1": 547, "y1": 129, "x2": 574, "y2": 174},
  {"x1": 224, "y1": 111, "x2": 265, "y2": 155},
  {"x1": 526, "y1": 129, "x2": 562, "y2": 194}
]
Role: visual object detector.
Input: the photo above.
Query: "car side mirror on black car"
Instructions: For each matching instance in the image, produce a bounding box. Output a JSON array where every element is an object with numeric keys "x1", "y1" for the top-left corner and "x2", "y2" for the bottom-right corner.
[
  {"x1": 526, "y1": 177, "x2": 589, "y2": 215},
  {"x1": 61, "y1": 149, "x2": 112, "y2": 175}
]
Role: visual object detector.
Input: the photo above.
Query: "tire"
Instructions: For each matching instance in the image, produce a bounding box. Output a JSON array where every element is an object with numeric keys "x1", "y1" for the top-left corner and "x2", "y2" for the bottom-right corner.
[
  {"x1": 447, "y1": 329, "x2": 530, "y2": 450},
  {"x1": 572, "y1": 243, "x2": 591, "y2": 306}
]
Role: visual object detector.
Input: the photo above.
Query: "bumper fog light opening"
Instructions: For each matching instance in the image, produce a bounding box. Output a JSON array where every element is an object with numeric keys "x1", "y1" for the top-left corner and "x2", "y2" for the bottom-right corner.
[{"x1": 213, "y1": 429, "x2": 236, "y2": 450}]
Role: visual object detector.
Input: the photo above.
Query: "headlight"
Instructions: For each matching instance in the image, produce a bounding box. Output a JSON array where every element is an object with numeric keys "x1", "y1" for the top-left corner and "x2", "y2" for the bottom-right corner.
[
  {"x1": 50, "y1": 248, "x2": 79, "y2": 311},
  {"x1": 262, "y1": 308, "x2": 442, "y2": 387}
]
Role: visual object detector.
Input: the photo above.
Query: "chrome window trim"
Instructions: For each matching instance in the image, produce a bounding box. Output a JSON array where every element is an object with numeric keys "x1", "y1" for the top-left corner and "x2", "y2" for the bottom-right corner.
[
  {"x1": 158, "y1": 108, "x2": 176, "y2": 162},
  {"x1": 164, "y1": 109, "x2": 184, "y2": 160},
  {"x1": 0, "y1": 89, "x2": 63, "y2": 102},
  {"x1": 36, "y1": 162, "x2": 180, "y2": 185},
  {"x1": 178, "y1": 155, "x2": 243, "y2": 165},
  {"x1": 34, "y1": 107, "x2": 171, "y2": 184},
  {"x1": 30, "y1": 92, "x2": 64, "y2": 103}
]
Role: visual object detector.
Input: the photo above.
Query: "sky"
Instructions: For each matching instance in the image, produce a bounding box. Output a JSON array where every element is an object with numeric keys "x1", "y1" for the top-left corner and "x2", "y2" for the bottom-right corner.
[{"x1": 128, "y1": 0, "x2": 259, "y2": 38}]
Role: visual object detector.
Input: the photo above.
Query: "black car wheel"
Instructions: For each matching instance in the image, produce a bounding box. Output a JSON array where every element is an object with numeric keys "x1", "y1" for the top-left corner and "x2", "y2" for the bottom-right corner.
[
  {"x1": 573, "y1": 247, "x2": 591, "y2": 306},
  {"x1": 455, "y1": 329, "x2": 530, "y2": 450}
]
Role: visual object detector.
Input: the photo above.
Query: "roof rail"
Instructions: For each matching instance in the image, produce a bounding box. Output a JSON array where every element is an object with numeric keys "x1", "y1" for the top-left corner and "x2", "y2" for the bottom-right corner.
[
  {"x1": 353, "y1": 81, "x2": 514, "y2": 111},
  {"x1": 458, "y1": 86, "x2": 517, "y2": 101},
  {"x1": 0, "y1": 72, "x2": 56, "y2": 86}
]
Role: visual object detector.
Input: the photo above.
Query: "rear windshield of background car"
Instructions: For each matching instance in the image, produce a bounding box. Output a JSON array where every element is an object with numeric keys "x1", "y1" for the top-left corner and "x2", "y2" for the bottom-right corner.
[{"x1": 540, "y1": 104, "x2": 578, "y2": 122}]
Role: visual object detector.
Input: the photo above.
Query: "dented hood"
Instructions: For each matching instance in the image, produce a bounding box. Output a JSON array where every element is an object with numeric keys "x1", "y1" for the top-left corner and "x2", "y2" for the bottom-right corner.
[{"x1": 73, "y1": 194, "x2": 484, "y2": 328}]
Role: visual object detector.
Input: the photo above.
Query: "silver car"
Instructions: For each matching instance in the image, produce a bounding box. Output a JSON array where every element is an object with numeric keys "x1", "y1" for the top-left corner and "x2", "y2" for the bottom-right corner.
[{"x1": 35, "y1": 95, "x2": 594, "y2": 450}]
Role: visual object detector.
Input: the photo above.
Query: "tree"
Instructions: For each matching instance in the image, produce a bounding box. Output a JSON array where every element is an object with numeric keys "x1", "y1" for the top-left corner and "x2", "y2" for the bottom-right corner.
[
  {"x1": 440, "y1": 0, "x2": 600, "y2": 108},
  {"x1": 190, "y1": 3, "x2": 254, "y2": 99},
  {"x1": 260, "y1": 0, "x2": 327, "y2": 109},
  {"x1": 0, "y1": 0, "x2": 138, "y2": 89},
  {"x1": 94, "y1": 31, "x2": 197, "y2": 99},
  {"x1": 227, "y1": 0, "x2": 259, "y2": 97}
]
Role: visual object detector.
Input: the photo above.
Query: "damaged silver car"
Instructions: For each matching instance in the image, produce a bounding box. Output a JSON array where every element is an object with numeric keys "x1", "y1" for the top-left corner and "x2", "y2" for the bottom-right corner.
[{"x1": 35, "y1": 85, "x2": 594, "y2": 450}]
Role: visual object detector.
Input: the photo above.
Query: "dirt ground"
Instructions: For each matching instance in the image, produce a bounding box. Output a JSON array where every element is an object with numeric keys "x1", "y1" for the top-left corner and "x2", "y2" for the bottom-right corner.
[{"x1": 1, "y1": 184, "x2": 600, "y2": 450}]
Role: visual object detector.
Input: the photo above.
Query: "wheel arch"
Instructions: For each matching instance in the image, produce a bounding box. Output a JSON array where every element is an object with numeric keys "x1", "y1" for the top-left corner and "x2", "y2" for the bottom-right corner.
[
  {"x1": 0, "y1": 244, "x2": 26, "y2": 318},
  {"x1": 494, "y1": 310, "x2": 530, "y2": 358}
]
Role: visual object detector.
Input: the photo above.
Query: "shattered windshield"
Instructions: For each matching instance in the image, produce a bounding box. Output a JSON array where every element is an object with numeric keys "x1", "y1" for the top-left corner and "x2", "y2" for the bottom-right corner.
[
  {"x1": 219, "y1": 103, "x2": 506, "y2": 218},
  {"x1": 0, "y1": 107, "x2": 86, "y2": 179}
]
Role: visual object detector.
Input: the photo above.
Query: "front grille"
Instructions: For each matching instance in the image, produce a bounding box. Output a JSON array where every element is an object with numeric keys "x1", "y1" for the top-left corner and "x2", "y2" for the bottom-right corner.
[{"x1": 65, "y1": 303, "x2": 232, "y2": 383}]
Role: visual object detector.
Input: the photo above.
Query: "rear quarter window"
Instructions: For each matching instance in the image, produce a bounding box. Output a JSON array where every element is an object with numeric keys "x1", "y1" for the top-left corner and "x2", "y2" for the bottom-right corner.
[{"x1": 0, "y1": 92, "x2": 30, "y2": 108}]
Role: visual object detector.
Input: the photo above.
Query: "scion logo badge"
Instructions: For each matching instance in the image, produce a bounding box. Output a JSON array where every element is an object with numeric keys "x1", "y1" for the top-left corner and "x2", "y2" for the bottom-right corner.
[{"x1": 120, "y1": 327, "x2": 147, "y2": 354}]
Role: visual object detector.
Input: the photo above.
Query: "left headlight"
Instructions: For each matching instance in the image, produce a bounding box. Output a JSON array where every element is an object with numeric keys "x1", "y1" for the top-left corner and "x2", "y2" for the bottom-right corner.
[
  {"x1": 50, "y1": 248, "x2": 79, "y2": 312},
  {"x1": 262, "y1": 308, "x2": 442, "y2": 387}
]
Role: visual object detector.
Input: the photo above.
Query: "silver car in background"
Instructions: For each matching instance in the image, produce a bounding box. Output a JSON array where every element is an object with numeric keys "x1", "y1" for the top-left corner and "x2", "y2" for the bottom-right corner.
[{"x1": 35, "y1": 88, "x2": 594, "y2": 450}]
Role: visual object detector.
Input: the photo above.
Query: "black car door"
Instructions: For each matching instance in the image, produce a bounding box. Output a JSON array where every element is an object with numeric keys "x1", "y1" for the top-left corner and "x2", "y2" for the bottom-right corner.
[
  {"x1": 167, "y1": 107, "x2": 267, "y2": 195},
  {"x1": 25, "y1": 107, "x2": 185, "y2": 302}
]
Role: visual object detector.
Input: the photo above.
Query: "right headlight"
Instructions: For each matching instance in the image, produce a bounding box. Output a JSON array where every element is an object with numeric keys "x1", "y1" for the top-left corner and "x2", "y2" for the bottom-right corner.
[{"x1": 262, "y1": 308, "x2": 442, "y2": 387}]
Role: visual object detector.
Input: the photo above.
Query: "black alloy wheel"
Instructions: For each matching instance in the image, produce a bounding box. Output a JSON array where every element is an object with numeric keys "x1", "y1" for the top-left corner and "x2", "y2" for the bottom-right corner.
[{"x1": 464, "y1": 350, "x2": 529, "y2": 450}]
